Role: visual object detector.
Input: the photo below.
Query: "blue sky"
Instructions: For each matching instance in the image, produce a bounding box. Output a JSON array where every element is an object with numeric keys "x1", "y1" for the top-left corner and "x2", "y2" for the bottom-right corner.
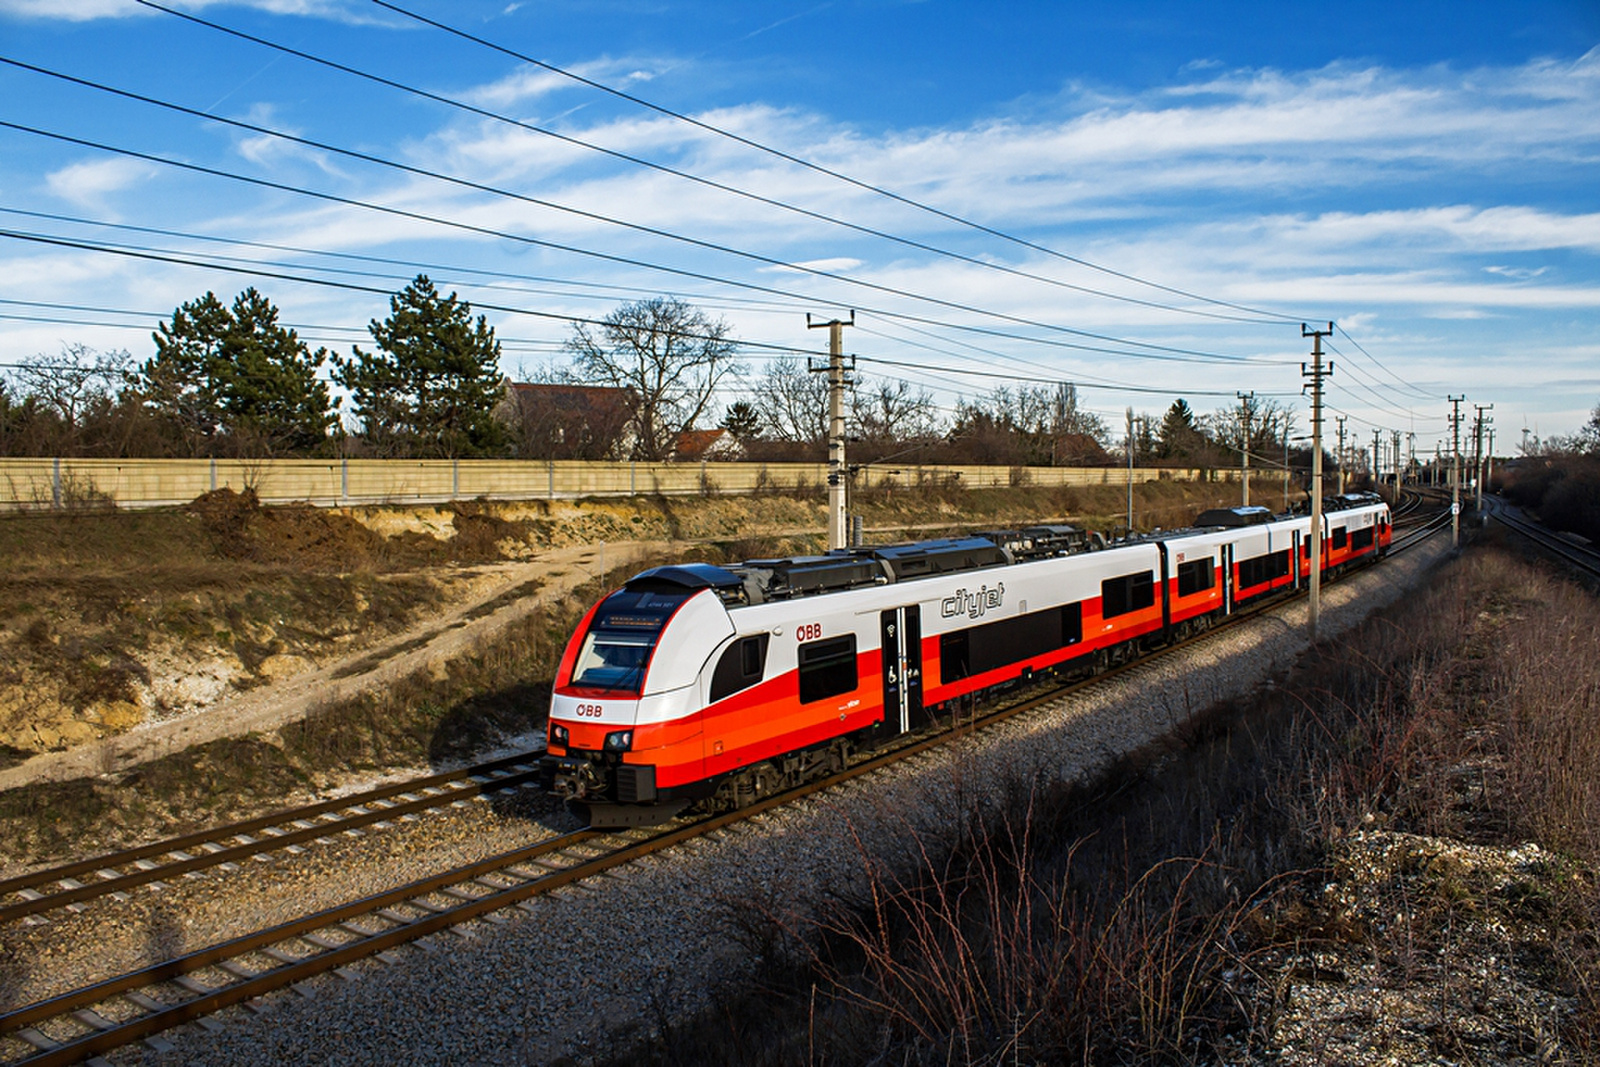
[{"x1": 2, "y1": 0, "x2": 1598, "y2": 456}]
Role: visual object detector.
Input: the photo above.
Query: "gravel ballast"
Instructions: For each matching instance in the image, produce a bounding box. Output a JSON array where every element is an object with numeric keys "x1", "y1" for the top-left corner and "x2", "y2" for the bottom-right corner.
[{"x1": 109, "y1": 539, "x2": 1451, "y2": 1066}]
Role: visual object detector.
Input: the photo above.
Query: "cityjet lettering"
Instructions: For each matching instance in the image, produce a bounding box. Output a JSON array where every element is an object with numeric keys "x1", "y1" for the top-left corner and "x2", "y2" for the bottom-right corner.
[{"x1": 941, "y1": 583, "x2": 1005, "y2": 620}]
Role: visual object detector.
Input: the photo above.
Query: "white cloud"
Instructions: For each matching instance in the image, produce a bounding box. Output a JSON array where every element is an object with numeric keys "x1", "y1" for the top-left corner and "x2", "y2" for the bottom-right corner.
[
  {"x1": 0, "y1": 0, "x2": 142, "y2": 18},
  {"x1": 461, "y1": 59, "x2": 661, "y2": 110},
  {"x1": 44, "y1": 157, "x2": 158, "y2": 209},
  {"x1": 761, "y1": 257, "x2": 864, "y2": 274},
  {"x1": 1484, "y1": 265, "x2": 1549, "y2": 280},
  {"x1": 0, "y1": 0, "x2": 381, "y2": 23}
]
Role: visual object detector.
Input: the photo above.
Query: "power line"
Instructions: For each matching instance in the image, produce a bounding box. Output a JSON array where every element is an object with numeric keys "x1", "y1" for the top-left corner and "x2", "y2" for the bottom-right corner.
[
  {"x1": 854, "y1": 352, "x2": 1296, "y2": 399},
  {"x1": 1323, "y1": 355, "x2": 1442, "y2": 426},
  {"x1": 0, "y1": 116, "x2": 1290, "y2": 370},
  {"x1": 1328, "y1": 330, "x2": 1437, "y2": 402},
  {"x1": 0, "y1": 228, "x2": 833, "y2": 358},
  {"x1": 373, "y1": 0, "x2": 1314, "y2": 326},
  {"x1": 851, "y1": 322, "x2": 1286, "y2": 401},
  {"x1": 129, "y1": 0, "x2": 1292, "y2": 328},
  {"x1": 0, "y1": 207, "x2": 809, "y2": 319}
]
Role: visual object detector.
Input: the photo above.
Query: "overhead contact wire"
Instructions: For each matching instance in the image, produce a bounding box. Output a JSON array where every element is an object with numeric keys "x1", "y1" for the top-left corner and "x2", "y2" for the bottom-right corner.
[
  {"x1": 0, "y1": 60, "x2": 1287, "y2": 367},
  {"x1": 0, "y1": 121, "x2": 1297, "y2": 369},
  {"x1": 130, "y1": 0, "x2": 1287, "y2": 327},
  {"x1": 372, "y1": 0, "x2": 1313, "y2": 326}
]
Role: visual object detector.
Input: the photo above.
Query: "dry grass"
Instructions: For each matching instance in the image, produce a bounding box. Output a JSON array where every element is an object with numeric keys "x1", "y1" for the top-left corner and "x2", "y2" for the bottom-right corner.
[
  {"x1": 606, "y1": 543, "x2": 1600, "y2": 1066},
  {"x1": 0, "y1": 549, "x2": 673, "y2": 869}
]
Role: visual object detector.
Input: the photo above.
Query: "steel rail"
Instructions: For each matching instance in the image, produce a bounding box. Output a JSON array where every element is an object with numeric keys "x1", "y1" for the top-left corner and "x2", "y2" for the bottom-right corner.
[
  {"x1": 1485, "y1": 497, "x2": 1600, "y2": 580},
  {"x1": 0, "y1": 826, "x2": 608, "y2": 1066},
  {"x1": 1, "y1": 504, "x2": 1451, "y2": 1064},
  {"x1": 0, "y1": 753, "x2": 544, "y2": 923}
]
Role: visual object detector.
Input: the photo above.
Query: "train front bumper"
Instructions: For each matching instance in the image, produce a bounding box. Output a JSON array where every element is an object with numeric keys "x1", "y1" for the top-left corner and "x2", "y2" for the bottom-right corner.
[{"x1": 540, "y1": 754, "x2": 658, "y2": 803}]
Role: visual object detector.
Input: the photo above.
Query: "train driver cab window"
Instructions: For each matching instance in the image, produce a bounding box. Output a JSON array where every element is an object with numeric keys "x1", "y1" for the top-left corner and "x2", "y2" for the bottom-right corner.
[
  {"x1": 798, "y1": 634, "x2": 858, "y2": 704},
  {"x1": 710, "y1": 635, "x2": 770, "y2": 703},
  {"x1": 1332, "y1": 527, "x2": 1348, "y2": 550},
  {"x1": 570, "y1": 586, "x2": 692, "y2": 694}
]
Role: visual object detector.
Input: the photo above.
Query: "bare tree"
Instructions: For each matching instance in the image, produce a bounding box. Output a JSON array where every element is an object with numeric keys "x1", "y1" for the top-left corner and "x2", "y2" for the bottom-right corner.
[
  {"x1": 943, "y1": 384, "x2": 1109, "y2": 465},
  {"x1": 749, "y1": 356, "x2": 828, "y2": 445},
  {"x1": 1206, "y1": 396, "x2": 1296, "y2": 465},
  {"x1": 850, "y1": 379, "x2": 941, "y2": 456},
  {"x1": 14, "y1": 344, "x2": 130, "y2": 429},
  {"x1": 566, "y1": 297, "x2": 742, "y2": 461}
]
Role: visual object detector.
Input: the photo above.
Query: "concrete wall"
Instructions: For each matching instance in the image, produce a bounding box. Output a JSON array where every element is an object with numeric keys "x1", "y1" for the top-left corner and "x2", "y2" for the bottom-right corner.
[{"x1": 0, "y1": 457, "x2": 1226, "y2": 511}]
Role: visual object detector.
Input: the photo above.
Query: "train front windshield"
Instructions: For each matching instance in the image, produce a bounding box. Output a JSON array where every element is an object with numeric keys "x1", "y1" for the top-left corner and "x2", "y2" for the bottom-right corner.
[{"x1": 570, "y1": 587, "x2": 692, "y2": 693}]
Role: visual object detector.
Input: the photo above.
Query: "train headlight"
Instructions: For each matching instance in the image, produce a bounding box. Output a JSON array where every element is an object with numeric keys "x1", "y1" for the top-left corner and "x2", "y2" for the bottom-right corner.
[
  {"x1": 549, "y1": 724, "x2": 569, "y2": 747},
  {"x1": 604, "y1": 730, "x2": 634, "y2": 752}
]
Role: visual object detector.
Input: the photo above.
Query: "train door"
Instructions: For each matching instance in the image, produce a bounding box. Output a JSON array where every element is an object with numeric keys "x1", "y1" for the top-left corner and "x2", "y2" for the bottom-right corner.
[
  {"x1": 880, "y1": 606, "x2": 923, "y2": 737},
  {"x1": 1222, "y1": 544, "x2": 1235, "y2": 614}
]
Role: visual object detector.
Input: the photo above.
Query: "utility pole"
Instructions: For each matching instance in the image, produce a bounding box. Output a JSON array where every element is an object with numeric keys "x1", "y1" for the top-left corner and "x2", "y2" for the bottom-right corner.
[
  {"x1": 1392, "y1": 430, "x2": 1403, "y2": 491},
  {"x1": 1237, "y1": 391, "x2": 1254, "y2": 506},
  {"x1": 1281, "y1": 428, "x2": 1290, "y2": 512},
  {"x1": 807, "y1": 312, "x2": 855, "y2": 551},
  {"x1": 1125, "y1": 406, "x2": 1135, "y2": 532},
  {"x1": 1478, "y1": 428, "x2": 1491, "y2": 499},
  {"x1": 1303, "y1": 323, "x2": 1334, "y2": 642},
  {"x1": 1448, "y1": 395, "x2": 1466, "y2": 549},
  {"x1": 1473, "y1": 404, "x2": 1493, "y2": 511},
  {"x1": 1371, "y1": 429, "x2": 1382, "y2": 488},
  {"x1": 1336, "y1": 415, "x2": 1348, "y2": 494},
  {"x1": 1434, "y1": 443, "x2": 1441, "y2": 488}
]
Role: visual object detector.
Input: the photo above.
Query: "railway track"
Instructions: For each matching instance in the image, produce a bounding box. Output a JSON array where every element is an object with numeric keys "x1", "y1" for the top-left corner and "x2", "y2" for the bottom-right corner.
[
  {"x1": 1484, "y1": 495, "x2": 1600, "y2": 581},
  {"x1": 0, "y1": 753, "x2": 547, "y2": 926},
  {"x1": 1, "y1": 504, "x2": 1451, "y2": 1065}
]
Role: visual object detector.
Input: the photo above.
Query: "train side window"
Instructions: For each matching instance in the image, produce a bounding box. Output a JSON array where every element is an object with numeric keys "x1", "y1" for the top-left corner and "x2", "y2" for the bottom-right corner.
[
  {"x1": 1061, "y1": 602, "x2": 1083, "y2": 644},
  {"x1": 710, "y1": 634, "x2": 770, "y2": 703},
  {"x1": 1332, "y1": 527, "x2": 1348, "y2": 549},
  {"x1": 1101, "y1": 571, "x2": 1155, "y2": 619},
  {"x1": 1351, "y1": 527, "x2": 1374, "y2": 551},
  {"x1": 940, "y1": 630, "x2": 971, "y2": 683},
  {"x1": 940, "y1": 602, "x2": 1082, "y2": 684},
  {"x1": 1176, "y1": 558, "x2": 1215, "y2": 597},
  {"x1": 798, "y1": 635, "x2": 858, "y2": 703},
  {"x1": 1238, "y1": 551, "x2": 1289, "y2": 587}
]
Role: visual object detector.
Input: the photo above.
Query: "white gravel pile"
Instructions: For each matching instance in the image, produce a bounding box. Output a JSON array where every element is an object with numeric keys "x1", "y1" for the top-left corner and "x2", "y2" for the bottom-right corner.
[{"x1": 120, "y1": 539, "x2": 1451, "y2": 1067}]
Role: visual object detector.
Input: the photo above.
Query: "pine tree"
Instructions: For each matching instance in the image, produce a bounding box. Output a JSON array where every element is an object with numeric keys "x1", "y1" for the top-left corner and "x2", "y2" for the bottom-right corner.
[
  {"x1": 720, "y1": 400, "x2": 762, "y2": 440},
  {"x1": 139, "y1": 288, "x2": 334, "y2": 456},
  {"x1": 335, "y1": 275, "x2": 508, "y2": 458},
  {"x1": 1157, "y1": 398, "x2": 1203, "y2": 459}
]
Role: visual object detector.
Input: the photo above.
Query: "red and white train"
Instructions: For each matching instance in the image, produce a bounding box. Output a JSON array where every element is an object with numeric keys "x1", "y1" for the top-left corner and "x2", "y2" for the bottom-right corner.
[{"x1": 541, "y1": 494, "x2": 1391, "y2": 825}]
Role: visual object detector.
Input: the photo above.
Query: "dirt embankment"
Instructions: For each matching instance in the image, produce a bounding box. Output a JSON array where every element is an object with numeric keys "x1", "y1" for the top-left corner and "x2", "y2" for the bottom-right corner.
[{"x1": 0, "y1": 477, "x2": 1236, "y2": 776}]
